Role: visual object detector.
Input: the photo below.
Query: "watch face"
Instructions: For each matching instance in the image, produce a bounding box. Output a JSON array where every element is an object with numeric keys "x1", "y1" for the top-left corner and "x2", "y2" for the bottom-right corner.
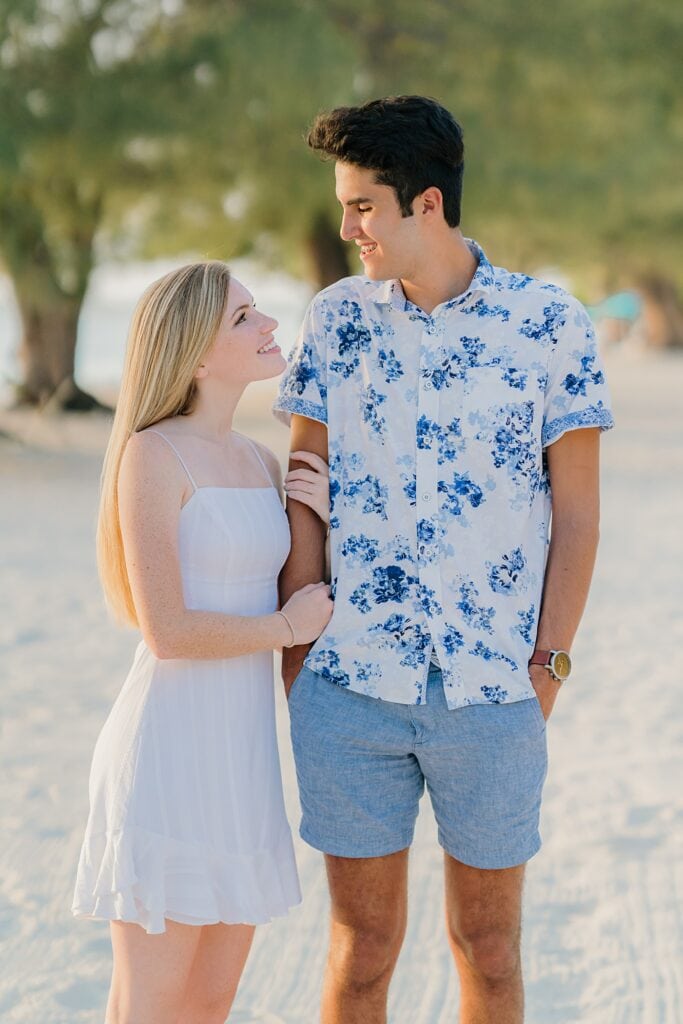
[{"x1": 551, "y1": 651, "x2": 572, "y2": 680}]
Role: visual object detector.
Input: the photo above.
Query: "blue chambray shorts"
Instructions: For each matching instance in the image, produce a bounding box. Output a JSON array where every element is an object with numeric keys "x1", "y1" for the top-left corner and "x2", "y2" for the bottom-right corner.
[{"x1": 288, "y1": 663, "x2": 548, "y2": 869}]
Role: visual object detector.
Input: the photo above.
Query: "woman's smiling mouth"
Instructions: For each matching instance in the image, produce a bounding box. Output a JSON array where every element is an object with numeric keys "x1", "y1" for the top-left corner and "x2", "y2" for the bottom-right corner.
[{"x1": 257, "y1": 338, "x2": 280, "y2": 354}]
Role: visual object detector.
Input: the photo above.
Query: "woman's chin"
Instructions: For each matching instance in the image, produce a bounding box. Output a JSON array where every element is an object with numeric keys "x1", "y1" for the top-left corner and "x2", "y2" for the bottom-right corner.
[{"x1": 253, "y1": 353, "x2": 288, "y2": 382}]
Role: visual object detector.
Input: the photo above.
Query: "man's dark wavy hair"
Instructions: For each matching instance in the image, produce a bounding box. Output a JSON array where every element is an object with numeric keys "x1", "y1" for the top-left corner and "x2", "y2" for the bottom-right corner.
[{"x1": 307, "y1": 96, "x2": 465, "y2": 228}]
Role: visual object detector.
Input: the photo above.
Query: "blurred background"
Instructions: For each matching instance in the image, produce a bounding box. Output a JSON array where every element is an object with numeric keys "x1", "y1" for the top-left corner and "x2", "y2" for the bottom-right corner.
[
  {"x1": 0, "y1": 0, "x2": 681, "y2": 408},
  {"x1": 1, "y1": 3, "x2": 682, "y2": 1023}
]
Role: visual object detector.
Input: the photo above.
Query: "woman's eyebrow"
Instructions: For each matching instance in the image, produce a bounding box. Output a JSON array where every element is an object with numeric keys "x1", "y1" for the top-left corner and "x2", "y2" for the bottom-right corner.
[{"x1": 231, "y1": 299, "x2": 255, "y2": 318}]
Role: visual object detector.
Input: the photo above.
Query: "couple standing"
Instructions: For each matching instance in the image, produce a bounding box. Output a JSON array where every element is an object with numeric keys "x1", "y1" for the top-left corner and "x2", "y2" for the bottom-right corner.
[{"x1": 72, "y1": 96, "x2": 613, "y2": 1024}]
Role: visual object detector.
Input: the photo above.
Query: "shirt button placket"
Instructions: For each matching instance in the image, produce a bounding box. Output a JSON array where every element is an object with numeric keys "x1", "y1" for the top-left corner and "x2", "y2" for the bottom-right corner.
[{"x1": 417, "y1": 322, "x2": 445, "y2": 662}]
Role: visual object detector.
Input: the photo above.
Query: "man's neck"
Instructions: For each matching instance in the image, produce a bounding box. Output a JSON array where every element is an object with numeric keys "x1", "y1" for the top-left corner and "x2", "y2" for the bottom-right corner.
[{"x1": 400, "y1": 234, "x2": 478, "y2": 315}]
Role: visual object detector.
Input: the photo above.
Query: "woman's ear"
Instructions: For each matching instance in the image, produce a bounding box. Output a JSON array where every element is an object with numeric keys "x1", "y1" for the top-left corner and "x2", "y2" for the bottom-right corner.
[{"x1": 195, "y1": 363, "x2": 209, "y2": 380}]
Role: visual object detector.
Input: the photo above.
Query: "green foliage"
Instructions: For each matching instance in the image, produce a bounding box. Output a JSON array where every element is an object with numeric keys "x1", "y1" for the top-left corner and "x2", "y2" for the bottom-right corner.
[
  {"x1": 0, "y1": 0, "x2": 680, "y2": 301},
  {"x1": 321, "y1": 0, "x2": 682, "y2": 285},
  {"x1": 0, "y1": 0, "x2": 239, "y2": 297},
  {"x1": 133, "y1": 2, "x2": 359, "y2": 277}
]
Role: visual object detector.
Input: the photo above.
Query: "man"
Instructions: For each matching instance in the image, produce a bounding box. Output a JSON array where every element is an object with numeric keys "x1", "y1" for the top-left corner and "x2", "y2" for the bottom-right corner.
[{"x1": 273, "y1": 96, "x2": 613, "y2": 1024}]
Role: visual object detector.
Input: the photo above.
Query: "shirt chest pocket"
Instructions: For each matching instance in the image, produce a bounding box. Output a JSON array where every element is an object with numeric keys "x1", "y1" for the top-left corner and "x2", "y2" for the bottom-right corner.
[{"x1": 459, "y1": 367, "x2": 539, "y2": 442}]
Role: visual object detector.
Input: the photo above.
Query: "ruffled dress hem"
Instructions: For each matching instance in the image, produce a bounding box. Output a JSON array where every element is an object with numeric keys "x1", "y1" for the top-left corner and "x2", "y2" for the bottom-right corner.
[{"x1": 72, "y1": 824, "x2": 302, "y2": 935}]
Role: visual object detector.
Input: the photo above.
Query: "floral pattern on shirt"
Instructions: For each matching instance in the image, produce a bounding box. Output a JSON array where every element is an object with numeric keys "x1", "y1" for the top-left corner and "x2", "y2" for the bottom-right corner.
[{"x1": 274, "y1": 240, "x2": 613, "y2": 709}]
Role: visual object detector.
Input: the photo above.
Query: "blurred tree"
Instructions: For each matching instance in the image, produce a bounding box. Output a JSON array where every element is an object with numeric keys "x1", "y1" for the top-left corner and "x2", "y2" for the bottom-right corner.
[
  {"x1": 0, "y1": 0, "x2": 239, "y2": 407},
  {"x1": 1, "y1": 0, "x2": 681, "y2": 411},
  {"x1": 321, "y1": 0, "x2": 683, "y2": 340},
  {"x1": 134, "y1": 1, "x2": 357, "y2": 288},
  {"x1": 0, "y1": 0, "x2": 353, "y2": 408}
]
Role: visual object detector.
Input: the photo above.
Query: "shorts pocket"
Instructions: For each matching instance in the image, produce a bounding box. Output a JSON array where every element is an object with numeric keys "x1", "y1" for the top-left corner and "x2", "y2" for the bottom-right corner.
[
  {"x1": 529, "y1": 695, "x2": 547, "y2": 730},
  {"x1": 287, "y1": 666, "x2": 309, "y2": 704}
]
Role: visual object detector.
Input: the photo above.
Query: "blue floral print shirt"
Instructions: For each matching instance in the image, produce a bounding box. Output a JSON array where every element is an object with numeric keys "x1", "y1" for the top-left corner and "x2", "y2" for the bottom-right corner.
[{"x1": 273, "y1": 241, "x2": 614, "y2": 709}]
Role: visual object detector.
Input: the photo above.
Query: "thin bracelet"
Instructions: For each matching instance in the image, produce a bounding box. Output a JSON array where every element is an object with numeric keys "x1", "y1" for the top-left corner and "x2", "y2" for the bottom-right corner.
[{"x1": 276, "y1": 610, "x2": 296, "y2": 648}]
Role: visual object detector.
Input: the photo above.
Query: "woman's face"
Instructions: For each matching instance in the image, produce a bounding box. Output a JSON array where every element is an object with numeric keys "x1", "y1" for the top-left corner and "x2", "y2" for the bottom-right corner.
[{"x1": 198, "y1": 277, "x2": 285, "y2": 387}]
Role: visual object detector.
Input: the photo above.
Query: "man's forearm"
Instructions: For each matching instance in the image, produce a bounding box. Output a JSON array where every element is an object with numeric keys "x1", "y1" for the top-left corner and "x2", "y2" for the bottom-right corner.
[
  {"x1": 535, "y1": 513, "x2": 600, "y2": 652},
  {"x1": 279, "y1": 415, "x2": 330, "y2": 686},
  {"x1": 279, "y1": 480, "x2": 327, "y2": 682},
  {"x1": 280, "y1": 497, "x2": 327, "y2": 602}
]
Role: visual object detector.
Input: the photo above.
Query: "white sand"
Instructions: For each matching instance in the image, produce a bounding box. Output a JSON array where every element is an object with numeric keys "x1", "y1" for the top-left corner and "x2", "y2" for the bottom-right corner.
[{"x1": 1, "y1": 351, "x2": 682, "y2": 1023}]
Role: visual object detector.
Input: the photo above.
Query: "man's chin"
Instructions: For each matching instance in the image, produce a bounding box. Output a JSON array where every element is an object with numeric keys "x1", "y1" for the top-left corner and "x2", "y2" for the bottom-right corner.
[{"x1": 361, "y1": 261, "x2": 391, "y2": 281}]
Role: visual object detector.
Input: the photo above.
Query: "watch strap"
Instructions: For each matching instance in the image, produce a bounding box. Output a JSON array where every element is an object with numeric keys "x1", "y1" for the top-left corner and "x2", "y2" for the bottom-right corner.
[{"x1": 529, "y1": 649, "x2": 552, "y2": 667}]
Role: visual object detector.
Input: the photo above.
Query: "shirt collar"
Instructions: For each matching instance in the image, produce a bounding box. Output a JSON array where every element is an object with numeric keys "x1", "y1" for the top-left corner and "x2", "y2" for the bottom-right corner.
[
  {"x1": 367, "y1": 278, "x2": 403, "y2": 309},
  {"x1": 368, "y1": 238, "x2": 495, "y2": 312}
]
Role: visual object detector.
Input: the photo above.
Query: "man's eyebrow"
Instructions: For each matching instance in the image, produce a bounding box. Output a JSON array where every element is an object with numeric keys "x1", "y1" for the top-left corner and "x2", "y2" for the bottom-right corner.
[{"x1": 338, "y1": 197, "x2": 374, "y2": 206}]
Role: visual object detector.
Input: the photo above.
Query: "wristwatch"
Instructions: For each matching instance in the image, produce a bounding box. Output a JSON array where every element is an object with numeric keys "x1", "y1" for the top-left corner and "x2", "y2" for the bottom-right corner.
[{"x1": 528, "y1": 648, "x2": 572, "y2": 682}]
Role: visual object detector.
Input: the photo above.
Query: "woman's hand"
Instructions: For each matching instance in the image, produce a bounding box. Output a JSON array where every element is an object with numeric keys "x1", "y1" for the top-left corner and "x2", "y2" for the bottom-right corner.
[
  {"x1": 280, "y1": 582, "x2": 333, "y2": 646},
  {"x1": 284, "y1": 450, "x2": 330, "y2": 526}
]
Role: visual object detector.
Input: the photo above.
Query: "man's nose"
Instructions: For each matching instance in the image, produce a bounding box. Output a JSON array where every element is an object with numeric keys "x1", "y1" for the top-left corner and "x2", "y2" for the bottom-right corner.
[{"x1": 340, "y1": 210, "x2": 360, "y2": 242}]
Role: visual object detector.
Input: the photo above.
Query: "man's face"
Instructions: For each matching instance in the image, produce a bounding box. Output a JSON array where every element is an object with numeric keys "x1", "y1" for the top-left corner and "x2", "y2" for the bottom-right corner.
[{"x1": 335, "y1": 162, "x2": 422, "y2": 282}]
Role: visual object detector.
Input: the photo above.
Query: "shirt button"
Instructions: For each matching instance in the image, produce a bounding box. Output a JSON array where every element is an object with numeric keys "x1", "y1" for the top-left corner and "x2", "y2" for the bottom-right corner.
[
  {"x1": 423, "y1": 380, "x2": 432, "y2": 390},
  {"x1": 422, "y1": 492, "x2": 431, "y2": 501}
]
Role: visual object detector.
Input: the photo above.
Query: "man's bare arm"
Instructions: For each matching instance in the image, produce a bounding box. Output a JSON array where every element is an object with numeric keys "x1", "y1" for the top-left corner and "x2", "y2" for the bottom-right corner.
[
  {"x1": 279, "y1": 414, "x2": 329, "y2": 691},
  {"x1": 530, "y1": 427, "x2": 602, "y2": 719}
]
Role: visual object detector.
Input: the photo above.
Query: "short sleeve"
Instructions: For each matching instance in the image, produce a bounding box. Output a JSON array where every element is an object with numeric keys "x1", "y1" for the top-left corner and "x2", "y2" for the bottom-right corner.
[
  {"x1": 542, "y1": 296, "x2": 614, "y2": 448},
  {"x1": 272, "y1": 296, "x2": 328, "y2": 427}
]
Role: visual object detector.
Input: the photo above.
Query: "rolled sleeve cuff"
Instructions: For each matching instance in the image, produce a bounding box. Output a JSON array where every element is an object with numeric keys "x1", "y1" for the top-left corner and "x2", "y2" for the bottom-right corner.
[
  {"x1": 542, "y1": 406, "x2": 615, "y2": 448},
  {"x1": 272, "y1": 396, "x2": 328, "y2": 428}
]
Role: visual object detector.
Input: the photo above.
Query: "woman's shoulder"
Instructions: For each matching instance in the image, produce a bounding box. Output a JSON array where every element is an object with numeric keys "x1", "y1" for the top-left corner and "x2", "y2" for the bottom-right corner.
[
  {"x1": 133, "y1": 417, "x2": 184, "y2": 442},
  {"x1": 120, "y1": 423, "x2": 189, "y2": 492},
  {"x1": 125, "y1": 423, "x2": 177, "y2": 461},
  {"x1": 237, "y1": 434, "x2": 282, "y2": 490},
  {"x1": 252, "y1": 438, "x2": 282, "y2": 482}
]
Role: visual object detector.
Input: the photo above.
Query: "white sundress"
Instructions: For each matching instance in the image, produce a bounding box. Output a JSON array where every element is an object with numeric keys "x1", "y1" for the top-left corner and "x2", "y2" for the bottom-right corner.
[{"x1": 72, "y1": 430, "x2": 301, "y2": 934}]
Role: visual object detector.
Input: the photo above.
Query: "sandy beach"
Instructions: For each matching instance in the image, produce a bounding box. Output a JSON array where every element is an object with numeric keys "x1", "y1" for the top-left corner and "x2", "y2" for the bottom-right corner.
[{"x1": 1, "y1": 348, "x2": 682, "y2": 1023}]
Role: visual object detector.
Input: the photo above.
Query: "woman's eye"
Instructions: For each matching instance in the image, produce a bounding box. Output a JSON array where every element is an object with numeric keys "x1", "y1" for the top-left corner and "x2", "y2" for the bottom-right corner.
[{"x1": 236, "y1": 311, "x2": 247, "y2": 324}]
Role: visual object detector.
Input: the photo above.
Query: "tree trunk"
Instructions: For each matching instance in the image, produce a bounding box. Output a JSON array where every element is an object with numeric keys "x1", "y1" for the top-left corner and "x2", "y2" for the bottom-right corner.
[
  {"x1": 307, "y1": 210, "x2": 352, "y2": 289},
  {"x1": 2, "y1": 191, "x2": 106, "y2": 411},
  {"x1": 637, "y1": 275, "x2": 683, "y2": 349},
  {"x1": 18, "y1": 293, "x2": 79, "y2": 402},
  {"x1": 12, "y1": 287, "x2": 105, "y2": 410}
]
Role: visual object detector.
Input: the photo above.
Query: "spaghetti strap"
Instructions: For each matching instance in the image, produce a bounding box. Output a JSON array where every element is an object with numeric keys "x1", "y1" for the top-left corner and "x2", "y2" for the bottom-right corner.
[
  {"x1": 146, "y1": 429, "x2": 198, "y2": 491},
  {"x1": 234, "y1": 431, "x2": 274, "y2": 489}
]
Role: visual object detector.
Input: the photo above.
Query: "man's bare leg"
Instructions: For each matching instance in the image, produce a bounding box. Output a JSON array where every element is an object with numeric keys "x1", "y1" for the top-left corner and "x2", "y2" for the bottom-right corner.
[
  {"x1": 321, "y1": 849, "x2": 409, "y2": 1024},
  {"x1": 444, "y1": 854, "x2": 525, "y2": 1024}
]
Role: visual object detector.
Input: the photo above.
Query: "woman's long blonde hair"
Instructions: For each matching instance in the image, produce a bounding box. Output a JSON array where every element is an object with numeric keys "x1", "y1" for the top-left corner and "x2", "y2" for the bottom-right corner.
[{"x1": 97, "y1": 261, "x2": 231, "y2": 626}]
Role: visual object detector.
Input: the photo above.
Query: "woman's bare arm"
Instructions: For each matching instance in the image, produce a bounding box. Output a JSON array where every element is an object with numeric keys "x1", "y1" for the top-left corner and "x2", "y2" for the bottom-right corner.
[{"x1": 118, "y1": 432, "x2": 292, "y2": 659}]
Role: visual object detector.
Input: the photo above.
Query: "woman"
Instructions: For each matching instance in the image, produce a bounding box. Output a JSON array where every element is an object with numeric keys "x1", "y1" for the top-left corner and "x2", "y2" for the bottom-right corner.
[{"x1": 72, "y1": 261, "x2": 333, "y2": 1024}]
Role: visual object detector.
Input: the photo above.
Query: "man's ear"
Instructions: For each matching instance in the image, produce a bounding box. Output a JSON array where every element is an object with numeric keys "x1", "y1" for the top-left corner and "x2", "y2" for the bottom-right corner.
[{"x1": 419, "y1": 186, "x2": 444, "y2": 217}]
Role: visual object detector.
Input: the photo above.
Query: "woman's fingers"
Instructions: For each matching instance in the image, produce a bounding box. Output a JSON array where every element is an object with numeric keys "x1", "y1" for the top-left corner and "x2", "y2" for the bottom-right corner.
[
  {"x1": 286, "y1": 489, "x2": 318, "y2": 506},
  {"x1": 286, "y1": 487, "x2": 328, "y2": 524},
  {"x1": 285, "y1": 468, "x2": 323, "y2": 486},
  {"x1": 289, "y1": 450, "x2": 329, "y2": 475},
  {"x1": 284, "y1": 453, "x2": 330, "y2": 527}
]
